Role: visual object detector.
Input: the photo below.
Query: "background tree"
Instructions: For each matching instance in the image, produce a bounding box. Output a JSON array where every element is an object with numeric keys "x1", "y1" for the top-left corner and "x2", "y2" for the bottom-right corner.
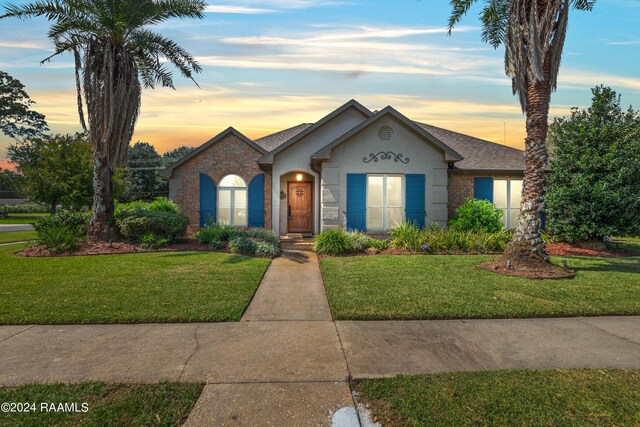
[
  {"x1": 546, "y1": 86, "x2": 640, "y2": 242},
  {"x1": 7, "y1": 134, "x2": 93, "y2": 213},
  {"x1": 122, "y1": 141, "x2": 166, "y2": 202},
  {"x1": 448, "y1": 0, "x2": 596, "y2": 273},
  {"x1": 0, "y1": 71, "x2": 49, "y2": 142},
  {"x1": 1, "y1": 0, "x2": 206, "y2": 240},
  {"x1": 0, "y1": 167, "x2": 26, "y2": 199},
  {"x1": 162, "y1": 145, "x2": 194, "y2": 167}
]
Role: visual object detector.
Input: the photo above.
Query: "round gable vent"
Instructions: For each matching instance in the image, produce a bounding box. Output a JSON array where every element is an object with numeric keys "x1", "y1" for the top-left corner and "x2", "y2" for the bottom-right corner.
[{"x1": 378, "y1": 126, "x2": 394, "y2": 141}]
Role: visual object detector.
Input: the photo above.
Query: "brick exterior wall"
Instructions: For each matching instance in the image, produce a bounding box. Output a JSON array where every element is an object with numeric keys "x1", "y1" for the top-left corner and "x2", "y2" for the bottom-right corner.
[
  {"x1": 448, "y1": 174, "x2": 475, "y2": 217},
  {"x1": 171, "y1": 133, "x2": 271, "y2": 231},
  {"x1": 448, "y1": 173, "x2": 524, "y2": 217}
]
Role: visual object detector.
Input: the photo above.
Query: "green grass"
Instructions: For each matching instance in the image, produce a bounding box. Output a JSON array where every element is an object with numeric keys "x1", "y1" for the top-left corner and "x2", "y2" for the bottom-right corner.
[
  {"x1": 0, "y1": 382, "x2": 203, "y2": 426},
  {"x1": 355, "y1": 369, "x2": 640, "y2": 427},
  {"x1": 0, "y1": 213, "x2": 48, "y2": 224},
  {"x1": 0, "y1": 243, "x2": 270, "y2": 324},
  {"x1": 0, "y1": 230, "x2": 37, "y2": 243},
  {"x1": 609, "y1": 237, "x2": 640, "y2": 255},
  {"x1": 320, "y1": 254, "x2": 640, "y2": 320}
]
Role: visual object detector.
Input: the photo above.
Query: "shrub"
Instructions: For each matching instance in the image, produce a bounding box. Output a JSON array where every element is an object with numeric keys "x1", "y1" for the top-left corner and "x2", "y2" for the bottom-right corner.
[
  {"x1": 115, "y1": 196, "x2": 180, "y2": 217},
  {"x1": 210, "y1": 240, "x2": 225, "y2": 251},
  {"x1": 449, "y1": 198, "x2": 504, "y2": 233},
  {"x1": 255, "y1": 241, "x2": 281, "y2": 258},
  {"x1": 246, "y1": 229, "x2": 279, "y2": 244},
  {"x1": 390, "y1": 222, "x2": 423, "y2": 250},
  {"x1": 139, "y1": 232, "x2": 171, "y2": 249},
  {"x1": 314, "y1": 229, "x2": 351, "y2": 255},
  {"x1": 194, "y1": 223, "x2": 237, "y2": 244},
  {"x1": 0, "y1": 203, "x2": 49, "y2": 214},
  {"x1": 346, "y1": 231, "x2": 371, "y2": 253},
  {"x1": 34, "y1": 211, "x2": 89, "y2": 252},
  {"x1": 368, "y1": 238, "x2": 390, "y2": 251},
  {"x1": 390, "y1": 222, "x2": 511, "y2": 253},
  {"x1": 228, "y1": 236, "x2": 257, "y2": 256},
  {"x1": 116, "y1": 209, "x2": 188, "y2": 244}
]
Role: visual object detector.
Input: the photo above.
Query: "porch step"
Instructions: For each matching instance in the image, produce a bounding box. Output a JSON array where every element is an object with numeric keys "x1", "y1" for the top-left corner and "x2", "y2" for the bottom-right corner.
[{"x1": 280, "y1": 233, "x2": 313, "y2": 244}]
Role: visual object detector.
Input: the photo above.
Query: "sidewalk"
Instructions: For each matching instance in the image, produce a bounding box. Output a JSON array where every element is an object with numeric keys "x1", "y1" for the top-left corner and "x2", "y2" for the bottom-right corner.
[{"x1": 1, "y1": 243, "x2": 639, "y2": 425}]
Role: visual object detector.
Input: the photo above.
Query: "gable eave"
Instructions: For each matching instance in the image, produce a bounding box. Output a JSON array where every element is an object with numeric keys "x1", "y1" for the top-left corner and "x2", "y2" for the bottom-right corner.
[
  {"x1": 313, "y1": 106, "x2": 464, "y2": 162},
  {"x1": 160, "y1": 127, "x2": 266, "y2": 178}
]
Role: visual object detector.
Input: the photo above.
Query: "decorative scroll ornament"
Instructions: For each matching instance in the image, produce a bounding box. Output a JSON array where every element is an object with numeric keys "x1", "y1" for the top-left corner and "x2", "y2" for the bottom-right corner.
[
  {"x1": 362, "y1": 151, "x2": 409, "y2": 164},
  {"x1": 295, "y1": 188, "x2": 304, "y2": 197}
]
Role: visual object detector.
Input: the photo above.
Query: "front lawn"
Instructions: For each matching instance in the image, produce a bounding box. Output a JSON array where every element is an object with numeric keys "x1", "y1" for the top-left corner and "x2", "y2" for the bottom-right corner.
[
  {"x1": 0, "y1": 382, "x2": 203, "y2": 426},
  {"x1": 355, "y1": 369, "x2": 640, "y2": 426},
  {"x1": 0, "y1": 230, "x2": 37, "y2": 243},
  {"x1": 321, "y1": 254, "x2": 640, "y2": 320},
  {"x1": 0, "y1": 243, "x2": 270, "y2": 324},
  {"x1": 0, "y1": 213, "x2": 48, "y2": 225}
]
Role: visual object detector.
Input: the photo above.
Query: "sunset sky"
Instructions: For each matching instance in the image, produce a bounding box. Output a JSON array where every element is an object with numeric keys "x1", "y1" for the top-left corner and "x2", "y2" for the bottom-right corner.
[{"x1": 1, "y1": 0, "x2": 639, "y2": 169}]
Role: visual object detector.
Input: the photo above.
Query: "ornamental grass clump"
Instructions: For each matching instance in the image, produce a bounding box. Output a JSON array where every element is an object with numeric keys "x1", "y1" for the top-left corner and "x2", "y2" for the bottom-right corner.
[
  {"x1": 391, "y1": 223, "x2": 511, "y2": 254},
  {"x1": 34, "y1": 211, "x2": 90, "y2": 253},
  {"x1": 314, "y1": 229, "x2": 388, "y2": 255}
]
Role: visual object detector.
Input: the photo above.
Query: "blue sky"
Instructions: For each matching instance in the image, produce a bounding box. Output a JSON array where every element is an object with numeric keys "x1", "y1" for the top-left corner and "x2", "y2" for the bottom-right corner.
[{"x1": 0, "y1": 0, "x2": 639, "y2": 167}]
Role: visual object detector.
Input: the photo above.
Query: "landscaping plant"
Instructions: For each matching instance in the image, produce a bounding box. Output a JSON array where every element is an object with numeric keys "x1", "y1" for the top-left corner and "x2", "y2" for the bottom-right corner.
[
  {"x1": 228, "y1": 236, "x2": 257, "y2": 256},
  {"x1": 545, "y1": 86, "x2": 640, "y2": 242},
  {"x1": 34, "y1": 211, "x2": 89, "y2": 253},
  {"x1": 115, "y1": 197, "x2": 188, "y2": 246},
  {"x1": 449, "y1": 198, "x2": 504, "y2": 233}
]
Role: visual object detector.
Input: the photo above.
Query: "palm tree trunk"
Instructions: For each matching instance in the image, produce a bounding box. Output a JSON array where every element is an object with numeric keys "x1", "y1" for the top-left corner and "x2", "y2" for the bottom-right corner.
[
  {"x1": 88, "y1": 149, "x2": 117, "y2": 240},
  {"x1": 502, "y1": 73, "x2": 551, "y2": 267}
]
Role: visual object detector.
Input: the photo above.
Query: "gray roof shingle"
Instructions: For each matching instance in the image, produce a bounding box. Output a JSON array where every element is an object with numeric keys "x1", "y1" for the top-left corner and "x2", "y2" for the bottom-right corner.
[
  {"x1": 415, "y1": 122, "x2": 525, "y2": 171},
  {"x1": 254, "y1": 123, "x2": 313, "y2": 152}
]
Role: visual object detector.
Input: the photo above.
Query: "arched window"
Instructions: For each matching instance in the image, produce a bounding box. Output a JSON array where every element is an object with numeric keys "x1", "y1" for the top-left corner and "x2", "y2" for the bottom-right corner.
[{"x1": 218, "y1": 175, "x2": 247, "y2": 226}]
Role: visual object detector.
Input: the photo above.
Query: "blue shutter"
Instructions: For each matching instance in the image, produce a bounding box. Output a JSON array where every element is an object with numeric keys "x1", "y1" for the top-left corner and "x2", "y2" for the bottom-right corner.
[
  {"x1": 199, "y1": 173, "x2": 216, "y2": 227},
  {"x1": 474, "y1": 177, "x2": 494, "y2": 203},
  {"x1": 248, "y1": 174, "x2": 265, "y2": 228},
  {"x1": 346, "y1": 174, "x2": 366, "y2": 231},
  {"x1": 405, "y1": 174, "x2": 426, "y2": 228}
]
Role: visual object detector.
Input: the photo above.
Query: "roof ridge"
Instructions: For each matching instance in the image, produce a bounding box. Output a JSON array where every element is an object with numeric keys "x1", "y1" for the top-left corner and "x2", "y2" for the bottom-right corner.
[
  {"x1": 255, "y1": 123, "x2": 313, "y2": 142},
  {"x1": 415, "y1": 121, "x2": 524, "y2": 153}
]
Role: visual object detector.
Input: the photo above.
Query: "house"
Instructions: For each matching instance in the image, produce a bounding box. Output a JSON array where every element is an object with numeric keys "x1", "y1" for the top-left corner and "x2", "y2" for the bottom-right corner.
[{"x1": 160, "y1": 100, "x2": 525, "y2": 236}]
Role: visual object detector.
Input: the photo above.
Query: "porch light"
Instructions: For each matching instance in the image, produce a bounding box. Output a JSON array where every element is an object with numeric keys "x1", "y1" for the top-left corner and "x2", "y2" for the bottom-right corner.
[{"x1": 296, "y1": 173, "x2": 303, "y2": 181}]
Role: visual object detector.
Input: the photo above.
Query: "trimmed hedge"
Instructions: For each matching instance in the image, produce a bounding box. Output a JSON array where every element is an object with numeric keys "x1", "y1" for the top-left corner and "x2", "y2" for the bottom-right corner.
[
  {"x1": 449, "y1": 198, "x2": 504, "y2": 233},
  {"x1": 115, "y1": 197, "x2": 188, "y2": 246}
]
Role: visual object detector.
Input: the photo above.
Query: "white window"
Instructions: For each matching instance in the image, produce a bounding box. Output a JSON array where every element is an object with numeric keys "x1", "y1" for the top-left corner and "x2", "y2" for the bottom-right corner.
[
  {"x1": 494, "y1": 179, "x2": 522, "y2": 229},
  {"x1": 367, "y1": 174, "x2": 404, "y2": 231},
  {"x1": 218, "y1": 175, "x2": 247, "y2": 226}
]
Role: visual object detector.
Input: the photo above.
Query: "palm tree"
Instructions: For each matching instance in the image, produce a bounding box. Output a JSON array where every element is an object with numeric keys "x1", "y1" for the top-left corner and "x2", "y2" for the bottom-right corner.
[
  {"x1": 448, "y1": 0, "x2": 595, "y2": 271},
  {"x1": 1, "y1": 0, "x2": 206, "y2": 240}
]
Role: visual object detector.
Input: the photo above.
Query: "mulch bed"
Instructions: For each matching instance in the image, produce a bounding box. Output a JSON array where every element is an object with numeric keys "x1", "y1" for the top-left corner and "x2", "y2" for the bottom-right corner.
[
  {"x1": 546, "y1": 242, "x2": 632, "y2": 258},
  {"x1": 17, "y1": 240, "x2": 213, "y2": 257},
  {"x1": 476, "y1": 259, "x2": 576, "y2": 280}
]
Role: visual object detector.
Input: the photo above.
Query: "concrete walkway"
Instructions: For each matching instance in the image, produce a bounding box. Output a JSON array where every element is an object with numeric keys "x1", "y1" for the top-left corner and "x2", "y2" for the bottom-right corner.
[
  {"x1": 1, "y1": 243, "x2": 640, "y2": 425},
  {"x1": 242, "y1": 243, "x2": 331, "y2": 321}
]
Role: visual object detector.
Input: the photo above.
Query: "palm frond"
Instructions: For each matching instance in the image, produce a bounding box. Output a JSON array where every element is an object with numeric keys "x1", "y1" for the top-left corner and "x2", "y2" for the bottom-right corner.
[
  {"x1": 480, "y1": 0, "x2": 509, "y2": 48},
  {"x1": 447, "y1": 0, "x2": 477, "y2": 33},
  {"x1": 129, "y1": 29, "x2": 202, "y2": 87}
]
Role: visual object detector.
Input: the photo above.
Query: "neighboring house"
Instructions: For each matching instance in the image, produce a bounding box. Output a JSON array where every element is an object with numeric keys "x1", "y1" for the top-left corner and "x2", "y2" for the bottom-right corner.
[{"x1": 160, "y1": 100, "x2": 525, "y2": 236}]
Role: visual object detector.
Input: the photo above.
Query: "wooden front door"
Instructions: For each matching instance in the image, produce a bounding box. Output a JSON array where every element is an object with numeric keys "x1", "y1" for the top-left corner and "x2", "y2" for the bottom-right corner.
[{"x1": 288, "y1": 181, "x2": 312, "y2": 233}]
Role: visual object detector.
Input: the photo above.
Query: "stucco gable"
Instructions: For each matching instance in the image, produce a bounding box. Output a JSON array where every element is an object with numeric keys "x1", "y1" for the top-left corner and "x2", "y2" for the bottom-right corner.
[
  {"x1": 257, "y1": 99, "x2": 372, "y2": 165},
  {"x1": 312, "y1": 106, "x2": 463, "y2": 163}
]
